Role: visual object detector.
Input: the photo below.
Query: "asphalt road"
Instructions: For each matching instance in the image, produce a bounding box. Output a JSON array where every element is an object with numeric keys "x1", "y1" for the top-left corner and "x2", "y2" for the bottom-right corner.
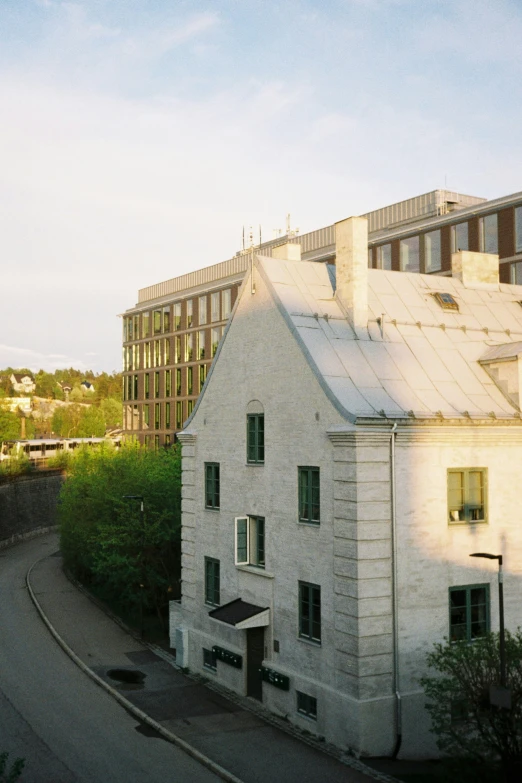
[{"x1": 0, "y1": 535, "x2": 220, "y2": 783}]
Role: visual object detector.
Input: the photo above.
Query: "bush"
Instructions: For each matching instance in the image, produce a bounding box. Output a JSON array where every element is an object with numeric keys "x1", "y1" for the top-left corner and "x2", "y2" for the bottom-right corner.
[
  {"x1": 58, "y1": 442, "x2": 181, "y2": 631},
  {"x1": 0, "y1": 753, "x2": 24, "y2": 783},
  {"x1": 421, "y1": 632, "x2": 522, "y2": 783}
]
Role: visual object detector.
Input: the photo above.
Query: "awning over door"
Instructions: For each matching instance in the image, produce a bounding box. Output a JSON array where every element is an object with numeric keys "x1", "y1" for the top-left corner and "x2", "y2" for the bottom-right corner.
[{"x1": 209, "y1": 599, "x2": 270, "y2": 630}]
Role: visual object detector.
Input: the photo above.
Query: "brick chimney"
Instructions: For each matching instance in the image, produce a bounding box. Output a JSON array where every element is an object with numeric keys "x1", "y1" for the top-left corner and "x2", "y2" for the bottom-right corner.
[
  {"x1": 451, "y1": 251, "x2": 499, "y2": 288},
  {"x1": 272, "y1": 242, "x2": 301, "y2": 261},
  {"x1": 334, "y1": 216, "x2": 369, "y2": 330}
]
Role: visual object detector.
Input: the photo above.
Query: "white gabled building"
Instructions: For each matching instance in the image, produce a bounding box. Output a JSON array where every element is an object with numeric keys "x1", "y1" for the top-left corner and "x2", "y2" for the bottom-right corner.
[{"x1": 171, "y1": 216, "x2": 522, "y2": 759}]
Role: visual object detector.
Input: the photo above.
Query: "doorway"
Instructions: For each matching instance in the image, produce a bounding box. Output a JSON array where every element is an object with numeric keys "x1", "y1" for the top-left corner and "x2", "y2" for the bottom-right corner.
[{"x1": 246, "y1": 627, "x2": 264, "y2": 701}]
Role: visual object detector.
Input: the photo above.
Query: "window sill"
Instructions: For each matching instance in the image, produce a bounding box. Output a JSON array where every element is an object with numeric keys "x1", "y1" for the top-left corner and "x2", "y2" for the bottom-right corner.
[
  {"x1": 236, "y1": 565, "x2": 274, "y2": 579},
  {"x1": 448, "y1": 520, "x2": 487, "y2": 527},
  {"x1": 204, "y1": 507, "x2": 220, "y2": 512},
  {"x1": 298, "y1": 636, "x2": 321, "y2": 648},
  {"x1": 297, "y1": 520, "x2": 320, "y2": 527},
  {"x1": 246, "y1": 462, "x2": 264, "y2": 467}
]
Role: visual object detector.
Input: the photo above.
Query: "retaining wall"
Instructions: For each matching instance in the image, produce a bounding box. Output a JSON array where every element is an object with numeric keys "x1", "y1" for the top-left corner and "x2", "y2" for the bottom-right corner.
[{"x1": 0, "y1": 471, "x2": 64, "y2": 548}]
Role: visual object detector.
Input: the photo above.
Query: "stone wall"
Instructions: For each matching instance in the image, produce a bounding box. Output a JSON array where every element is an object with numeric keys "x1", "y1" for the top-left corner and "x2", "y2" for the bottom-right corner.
[{"x1": 0, "y1": 470, "x2": 64, "y2": 548}]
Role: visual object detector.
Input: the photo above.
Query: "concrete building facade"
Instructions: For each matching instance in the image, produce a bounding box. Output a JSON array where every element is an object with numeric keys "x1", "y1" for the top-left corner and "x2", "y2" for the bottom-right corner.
[{"x1": 170, "y1": 220, "x2": 522, "y2": 758}]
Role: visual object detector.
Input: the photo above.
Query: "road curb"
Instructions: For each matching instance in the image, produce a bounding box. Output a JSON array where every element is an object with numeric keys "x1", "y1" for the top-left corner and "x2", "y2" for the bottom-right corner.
[{"x1": 26, "y1": 551, "x2": 245, "y2": 783}]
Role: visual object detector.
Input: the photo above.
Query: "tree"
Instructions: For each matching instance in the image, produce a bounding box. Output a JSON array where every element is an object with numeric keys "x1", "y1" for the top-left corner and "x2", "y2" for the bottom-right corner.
[
  {"x1": 100, "y1": 398, "x2": 122, "y2": 429},
  {"x1": 421, "y1": 632, "x2": 522, "y2": 783},
  {"x1": 0, "y1": 404, "x2": 21, "y2": 442},
  {"x1": 0, "y1": 752, "x2": 24, "y2": 783},
  {"x1": 58, "y1": 443, "x2": 181, "y2": 633}
]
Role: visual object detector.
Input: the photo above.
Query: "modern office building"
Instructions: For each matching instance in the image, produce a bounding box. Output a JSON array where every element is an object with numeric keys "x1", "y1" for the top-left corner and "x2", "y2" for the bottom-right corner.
[{"x1": 122, "y1": 188, "x2": 522, "y2": 444}]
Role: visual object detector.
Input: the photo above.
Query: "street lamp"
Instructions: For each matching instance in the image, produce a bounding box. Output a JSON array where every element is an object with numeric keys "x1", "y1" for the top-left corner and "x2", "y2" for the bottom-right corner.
[
  {"x1": 470, "y1": 552, "x2": 510, "y2": 708},
  {"x1": 123, "y1": 495, "x2": 145, "y2": 638}
]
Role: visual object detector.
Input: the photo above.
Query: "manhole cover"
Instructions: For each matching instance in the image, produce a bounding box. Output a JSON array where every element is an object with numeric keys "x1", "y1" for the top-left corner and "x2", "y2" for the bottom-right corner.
[{"x1": 107, "y1": 668, "x2": 146, "y2": 684}]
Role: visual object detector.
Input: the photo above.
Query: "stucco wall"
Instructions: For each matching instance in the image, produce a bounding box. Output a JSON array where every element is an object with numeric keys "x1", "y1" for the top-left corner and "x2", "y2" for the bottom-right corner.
[{"x1": 0, "y1": 471, "x2": 63, "y2": 548}]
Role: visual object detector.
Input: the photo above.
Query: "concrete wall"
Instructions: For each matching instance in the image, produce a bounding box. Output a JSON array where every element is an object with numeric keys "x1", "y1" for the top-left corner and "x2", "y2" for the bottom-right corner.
[{"x1": 0, "y1": 471, "x2": 64, "y2": 548}]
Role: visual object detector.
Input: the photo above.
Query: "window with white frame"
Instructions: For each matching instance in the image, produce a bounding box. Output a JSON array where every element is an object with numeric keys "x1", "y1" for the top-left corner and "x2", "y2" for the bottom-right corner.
[
  {"x1": 448, "y1": 468, "x2": 487, "y2": 524},
  {"x1": 235, "y1": 516, "x2": 265, "y2": 568}
]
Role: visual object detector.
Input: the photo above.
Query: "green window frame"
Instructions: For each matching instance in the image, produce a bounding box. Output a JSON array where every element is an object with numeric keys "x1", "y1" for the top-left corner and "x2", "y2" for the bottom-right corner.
[
  {"x1": 235, "y1": 516, "x2": 265, "y2": 568},
  {"x1": 247, "y1": 414, "x2": 264, "y2": 464},
  {"x1": 298, "y1": 467, "x2": 320, "y2": 524},
  {"x1": 449, "y1": 585, "x2": 490, "y2": 643},
  {"x1": 154, "y1": 371, "x2": 160, "y2": 398},
  {"x1": 205, "y1": 463, "x2": 220, "y2": 509},
  {"x1": 296, "y1": 691, "x2": 317, "y2": 720},
  {"x1": 176, "y1": 401, "x2": 183, "y2": 429},
  {"x1": 165, "y1": 370, "x2": 172, "y2": 397},
  {"x1": 154, "y1": 402, "x2": 161, "y2": 430},
  {"x1": 448, "y1": 468, "x2": 487, "y2": 524},
  {"x1": 299, "y1": 582, "x2": 321, "y2": 644},
  {"x1": 165, "y1": 402, "x2": 171, "y2": 430},
  {"x1": 205, "y1": 557, "x2": 220, "y2": 606}
]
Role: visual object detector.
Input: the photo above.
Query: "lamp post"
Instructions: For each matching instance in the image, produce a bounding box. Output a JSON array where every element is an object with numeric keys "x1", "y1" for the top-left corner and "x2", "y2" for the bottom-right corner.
[
  {"x1": 123, "y1": 495, "x2": 145, "y2": 638},
  {"x1": 470, "y1": 552, "x2": 509, "y2": 708}
]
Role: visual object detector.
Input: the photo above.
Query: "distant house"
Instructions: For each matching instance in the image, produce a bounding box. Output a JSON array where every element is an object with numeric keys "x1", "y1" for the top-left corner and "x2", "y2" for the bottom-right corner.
[
  {"x1": 10, "y1": 373, "x2": 35, "y2": 395},
  {"x1": 81, "y1": 380, "x2": 95, "y2": 393},
  {"x1": 57, "y1": 382, "x2": 73, "y2": 400}
]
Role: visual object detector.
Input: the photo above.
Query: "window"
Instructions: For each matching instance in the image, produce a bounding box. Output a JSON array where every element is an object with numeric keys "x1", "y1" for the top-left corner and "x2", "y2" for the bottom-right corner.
[
  {"x1": 211, "y1": 292, "x2": 220, "y2": 322},
  {"x1": 400, "y1": 236, "x2": 420, "y2": 272},
  {"x1": 448, "y1": 469, "x2": 487, "y2": 524},
  {"x1": 163, "y1": 306, "x2": 170, "y2": 333},
  {"x1": 235, "y1": 516, "x2": 265, "y2": 568},
  {"x1": 185, "y1": 333, "x2": 193, "y2": 362},
  {"x1": 144, "y1": 342, "x2": 151, "y2": 369},
  {"x1": 153, "y1": 309, "x2": 162, "y2": 334},
  {"x1": 377, "y1": 244, "x2": 392, "y2": 270},
  {"x1": 187, "y1": 366, "x2": 193, "y2": 396},
  {"x1": 199, "y1": 364, "x2": 207, "y2": 390},
  {"x1": 199, "y1": 296, "x2": 207, "y2": 326},
  {"x1": 175, "y1": 336, "x2": 181, "y2": 364},
  {"x1": 133, "y1": 344, "x2": 140, "y2": 370},
  {"x1": 144, "y1": 373, "x2": 150, "y2": 399},
  {"x1": 297, "y1": 692, "x2": 317, "y2": 720},
  {"x1": 142, "y1": 312, "x2": 150, "y2": 338},
  {"x1": 143, "y1": 404, "x2": 150, "y2": 428},
  {"x1": 176, "y1": 368, "x2": 182, "y2": 396},
  {"x1": 165, "y1": 369, "x2": 172, "y2": 397},
  {"x1": 154, "y1": 402, "x2": 161, "y2": 430},
  {"x1": 434, "y1": 292, "x2": 459, "y2": 311},
  {"x1": 186, "y1": 300, "x2": 193, "y2": 328},
  {"x1": 154, "y1": 371, "x2": 160, "y2": 398},
  {"x1": 516, "y1": 207, "x2": 522, "y2": 253},
  {"x1": 187, "y1": 400, "x2": 194, "y2": 416},
  {"x1": 299, "y1": 582, "x2": 321, "y2": 643},
  {"x1": 133, "y1": 375, "x2": 138, "y2": 400},
  {"x1": 154, "y1": 434, "x2": 160, "y2": 450},
  {"x1": 424, "y1": 230, "x2": 441, "y2": 273},
  {"x1": 480, "y1": 214, "x2": 498, "y2": 254},
  {"x1": 197, "y1": 330, "x2": 206, "y2": 359},
  {"x1": 449, "y1": 585, "x2": 489, "y2": 642},
  {"x1": 203, "y1": 648, "x2": 217, "y2": 671},
  {"x1": 205, "y1": 557, "x2": 220, "y2": 605},
  {"x1": 222, "y1": 289, "x2": 231, "y2": 319},
  {"x1": 452, "y1": 222, "x2": 469, "y2": 253},
  {"x1": 511, "y1": 261, "x2": 522, "y2": 284},
  {"x1": 174, "y1": 302, "x2": 181, "y2": 330},
  {"x1": 247, "y1": 414, "x2": 264, "y2": 464},
  {"x1": 205, "y1": 463, "x2": 220, "y2": 509},
  {"x1": 298, "y1": 467, "x2": 320, "y2": 524},
  {"x1": 154, "y1": 340, "x2": 161, "y2": 367},
  {"x1": 211, "y1": 327, "x2": 220, "y2": 357},
  {"x1": 164, "y1": 338, "x2": 170, "y2": 365},
  {"x1": 176, "y1": 400, "x2": 183, "y2": 429},
  {"x1": 165, "y1": 402, "x2": 171, "y2": 429}
]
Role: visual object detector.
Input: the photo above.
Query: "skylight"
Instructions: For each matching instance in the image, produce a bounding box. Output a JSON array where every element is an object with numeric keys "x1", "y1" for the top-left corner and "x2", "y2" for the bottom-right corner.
[{"x1": 434, "y1": 292, "x2": 459, "y2": 311}]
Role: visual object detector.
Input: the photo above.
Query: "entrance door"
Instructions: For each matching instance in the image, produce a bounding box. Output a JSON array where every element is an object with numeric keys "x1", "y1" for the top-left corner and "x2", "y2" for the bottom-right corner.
[{"x1": 246, "y1": 627, "x2": 264, "y2": 701}]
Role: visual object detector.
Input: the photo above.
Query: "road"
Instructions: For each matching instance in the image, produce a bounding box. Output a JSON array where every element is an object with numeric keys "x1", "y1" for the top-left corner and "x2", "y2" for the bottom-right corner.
[{"x1": 0, "y1": 535, "x2": 220, "y2": 783}]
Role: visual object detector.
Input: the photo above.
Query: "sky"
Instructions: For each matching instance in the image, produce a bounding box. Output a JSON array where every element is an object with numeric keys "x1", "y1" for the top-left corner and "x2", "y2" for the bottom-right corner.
[{"x1": 1, "y1": 0, "x2": 521, "y2": 374}]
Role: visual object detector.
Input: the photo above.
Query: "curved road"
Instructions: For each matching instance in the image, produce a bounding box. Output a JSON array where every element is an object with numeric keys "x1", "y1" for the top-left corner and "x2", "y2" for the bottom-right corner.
[{"x1": 0, "y1": 535, "x2": 219, "y2": 783}]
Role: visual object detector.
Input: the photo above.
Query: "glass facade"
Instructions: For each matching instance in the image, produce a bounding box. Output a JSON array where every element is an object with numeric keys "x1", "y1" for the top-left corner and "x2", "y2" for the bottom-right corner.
[
  {"x1": 400, "y1": 236, "x2": 420, "y2": 272},
  {"x1": 424, "y1": 230, "x2": 441, "y2": 273},
  {"x1": 480, "y1": 213, "x2": 498, "y2": 254},
  {"x1": 377, "y1": 244, "x2": 392, "y2": 270}
]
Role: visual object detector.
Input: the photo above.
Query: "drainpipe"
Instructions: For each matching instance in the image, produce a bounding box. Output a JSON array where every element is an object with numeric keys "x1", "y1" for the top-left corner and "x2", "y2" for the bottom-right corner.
[{"x1": 390, "y1": 422, "x2": 402, "y2": 759}]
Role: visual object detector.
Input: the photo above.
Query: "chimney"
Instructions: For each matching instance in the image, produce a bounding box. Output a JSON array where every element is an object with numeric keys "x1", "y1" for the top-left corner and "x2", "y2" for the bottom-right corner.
[
  {"x1": 271, "y1": 242, "x2": 301, "y2": 261},
  {"x1": 334, "y1": 216, "x2": 369, "y2": 330},
  {"x1": 451, "y1": 251, "x2": 499, "y2": 288}
]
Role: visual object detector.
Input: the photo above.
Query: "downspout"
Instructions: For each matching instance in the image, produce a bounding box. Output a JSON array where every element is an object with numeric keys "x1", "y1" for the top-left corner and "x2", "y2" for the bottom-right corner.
[{"x1": 390, "y1": 422, "x2": 402, "y2": 759}]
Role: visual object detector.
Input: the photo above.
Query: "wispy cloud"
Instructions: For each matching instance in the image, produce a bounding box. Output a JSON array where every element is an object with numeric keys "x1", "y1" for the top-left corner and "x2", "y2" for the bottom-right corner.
[{"x1": 0, "y1": 344, "x2": 90, "y2": 372}]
